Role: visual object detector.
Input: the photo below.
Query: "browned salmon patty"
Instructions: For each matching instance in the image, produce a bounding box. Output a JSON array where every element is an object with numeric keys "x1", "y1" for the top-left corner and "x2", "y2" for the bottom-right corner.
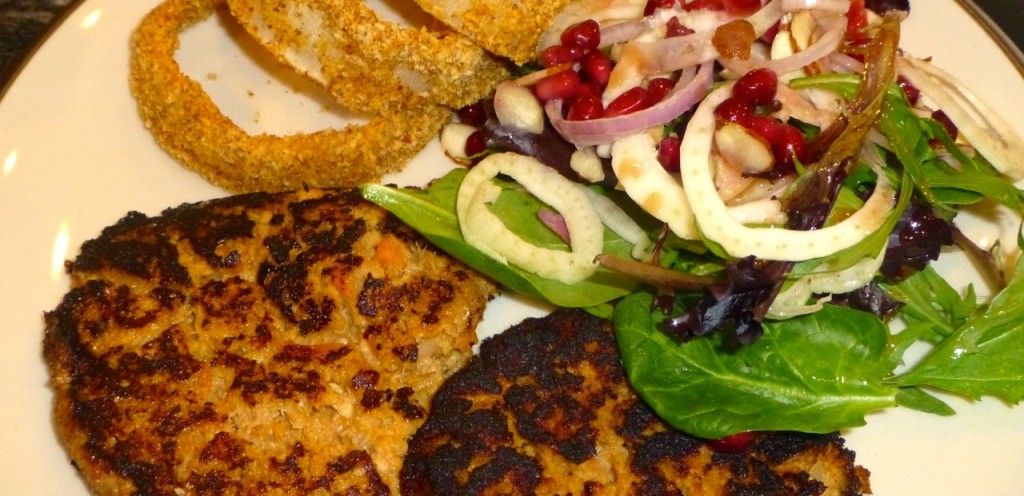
[
  {"x1": 401, "y1": 309, "x2": 871, "y2": 496},
  {"x1": 43, "y1": 188, "x2": 496, "y2": 495}
]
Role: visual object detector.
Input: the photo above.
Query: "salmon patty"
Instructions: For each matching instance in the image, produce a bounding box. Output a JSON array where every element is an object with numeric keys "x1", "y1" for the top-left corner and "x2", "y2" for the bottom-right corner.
[
  {"x1": 401, "y1": 309, "x2": 871, "y2": 495},
  {"x1": 43, "y1": 188, "x2": 496, "y2": 495}
]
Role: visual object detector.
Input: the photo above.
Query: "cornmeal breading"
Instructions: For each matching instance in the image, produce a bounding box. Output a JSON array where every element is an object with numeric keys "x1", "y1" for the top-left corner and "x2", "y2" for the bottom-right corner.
[
  {"x1": 226, "y1": 0, "x2": 511, "y2": 114},
  {"x1": 44, "y1": 188, "x2": 496, "y2": 495},
  {"x1": 402, "y1": 309, "x2": 871, "y2": 495},
  {"x1": 129, "y1": 0, "x2": 452, "y2": 193},
  {"x1": 410, "y1": 0, "x2": 575, "y2": 65}
]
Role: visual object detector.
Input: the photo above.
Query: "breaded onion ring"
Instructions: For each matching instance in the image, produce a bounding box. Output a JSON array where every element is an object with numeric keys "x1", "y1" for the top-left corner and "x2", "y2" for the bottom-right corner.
[
  {"x1": 411, "y1": 0, "x2": 574, "y2": 65},
  {"x1": 226, "y1": 0, "x2": 510, "y2": 114},
  {"x1": 130, "y1": 0, "x2": 449, "y2": 193}
]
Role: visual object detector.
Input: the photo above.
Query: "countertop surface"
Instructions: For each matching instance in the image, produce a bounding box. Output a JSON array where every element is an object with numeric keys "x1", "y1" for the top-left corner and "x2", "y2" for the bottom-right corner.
[{"x1": 1, "y1": 0, "x2": 1021, "y2": 88}]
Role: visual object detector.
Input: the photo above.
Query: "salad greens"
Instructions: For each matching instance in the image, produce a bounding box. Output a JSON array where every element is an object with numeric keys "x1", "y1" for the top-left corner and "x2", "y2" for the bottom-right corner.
[
  {"x1": 614, "y1": 293, "x2": 897, "y2": 439},
  {"x1": 361, "y1": 171, "x2": 639, "y2": 310},
  {"x1": 615, "y1": 246, "x2": 1024, "y2": 439},
  {"x1": 360, "y1": 3, "x2": 1024, "y2": 439},
  {"x1": 792, "y1": 75, "x2": 1024, "y2": 214},
  {"x1": 892, "y1": 256, "x2": 1024, "y2": 402},
  {"x1": 364, "y1": 136, "x2": 1024, "y2": 438}
]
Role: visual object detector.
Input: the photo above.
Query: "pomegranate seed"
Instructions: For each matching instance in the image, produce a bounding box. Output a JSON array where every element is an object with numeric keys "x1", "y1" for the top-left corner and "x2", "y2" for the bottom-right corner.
[
  {"x1": 567, "y1": 94, "x2": 605, "y2": 121},
  {"x1": 932, "y1": 110, "x2": 958, "y2": 140},
  {"x1": 560, "y1": 19, "x2": 601, "y2": 51},
  {"x1": 713, "y1": 97, "x2": 754, "y2": 127},
  {"x1": 746, "y1": 115, "x2": 783, "y2": 144},
  {"x1": 644, "y1": 0, "x2": 675, "y2": 16},
  {"x1": 707, "y1": 431, "x2": 756, "y2": 453},
  {"x1": 605, "y1": 87, "x2": 655, "y2": 117},
  {"x1": 464, "y1": 130, "x2": 488, "y2": 158},
  {"x1": 457, "y1": 101, "x2": 487, "y2": 127},
  {"x1": 539, "y1": 44, "x2": 585, "y2": 68},
  {"x1": 575, "y1": 82, "x2": 602, "y2": 101},
  {"x1": 771, "y1": 123, "x2": 806, "y2": 175},
  {"x1": 684, "y1": 0, "x2": 725, "y2": 11},
  {"x1": 733, "y1": 68, "x2": 778, "y2": 107},
  {"x1": 722, "y1": 0, "x2": 762, "y2": 14},
  {"x1": 897, "y1": 75, "x2": 920, "y2": 106},
  {"x1": 747, "y1": 116, "x2": 805, "y2": 174},
  {"x1": 760, "y1": 21, "x2": 780, "y2": 43},
  {"x1": 657, "y1": 136, "x2": 681, "y2": 172},
  {"x1": 846, "y1": 0, "x2": 869, "y2": 34},
  {"x1": 666, "y1": 17, "x2": 695, "y2": 38},
  {"x1": 648, "y1": 77, "x2": 675, "y2": 103},
  {"x1": 580, "y1": 49, "x2": 613, "y2": 87},
  {"x1": 534, "y1": 69, "x2": 583, "y2": 101}
]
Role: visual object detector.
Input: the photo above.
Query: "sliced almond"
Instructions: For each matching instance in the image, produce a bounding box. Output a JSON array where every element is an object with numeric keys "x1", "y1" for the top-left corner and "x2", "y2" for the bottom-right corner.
[
  {"x1": 493, "y1": 80, "x2": 545, "y2": 134},
  {"x1": 439, "y1": 123, "x2": 478, "y2": 160},
  {"x1": 714, "y1": 123, "x2": 774, "y2": 175}
]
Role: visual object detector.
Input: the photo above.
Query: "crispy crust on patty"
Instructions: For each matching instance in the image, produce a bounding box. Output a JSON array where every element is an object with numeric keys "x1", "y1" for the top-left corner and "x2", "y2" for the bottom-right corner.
[
  {"x1": 401, "y1": 309, "x2": 871, "y2": 496},
  {"x1": 130, "y1": 0, "x2": 452, "y2": 193},
  {"x1": 43, "y1": 188, "x2": 496, "y2": 495}
]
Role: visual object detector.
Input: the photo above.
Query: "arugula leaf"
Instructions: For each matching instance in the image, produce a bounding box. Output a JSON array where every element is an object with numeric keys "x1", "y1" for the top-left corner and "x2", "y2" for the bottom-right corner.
[
  {"x1": 895, "y1": 254, "x2": 1024, "y2": 402},
  {"x1": 361, "y1": 169, "x2": 638, "y2": 308},
  {"x1": 614, "y1": 292, "x2": 897, "y2": 438},
  {"x1": 919, "y1": 119, "x2": 1024, "y2": 212},
  {"x1": 880, "y1": 266, "x2": 978, "y2": 367},
  {"x1": 884, "y1": 266, "x2": 977, "y2": 339},
  {"x1": 791, "y1": 75, "x2": 1024, "y2": 213}
]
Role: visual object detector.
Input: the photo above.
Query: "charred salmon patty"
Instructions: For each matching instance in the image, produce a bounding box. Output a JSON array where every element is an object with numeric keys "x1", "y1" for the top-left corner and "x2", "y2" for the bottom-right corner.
[
  {"x1": 43, "y1": 188, "x2": 496, "y2": 495},
  {"x1": 401, "y1": 309, "x2": 871, "y2": 495}
]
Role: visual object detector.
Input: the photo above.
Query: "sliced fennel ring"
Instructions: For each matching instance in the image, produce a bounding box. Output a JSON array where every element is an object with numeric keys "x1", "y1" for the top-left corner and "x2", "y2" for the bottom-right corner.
[
  {"x1": 680, "y1": 82, "x2": 896, "y2": 261},
  {"x1": 456, "y1": 152, "x2": 603, "y2": 284},
  {"x1": 767, "y1": 245, "x2": 888, "y2": 319},
  {"x1": 611, "y1": 133, "x2": 699, "y2": 239},
  {"x1": 898, "y1": 56, "x2": 1024, "y2": 182}
]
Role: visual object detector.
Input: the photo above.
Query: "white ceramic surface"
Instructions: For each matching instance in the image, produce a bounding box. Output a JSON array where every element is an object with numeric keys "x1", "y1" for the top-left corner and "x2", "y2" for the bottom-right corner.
[{"x1": 0, "y1": 1, "x2": 1021, "y2": 494}]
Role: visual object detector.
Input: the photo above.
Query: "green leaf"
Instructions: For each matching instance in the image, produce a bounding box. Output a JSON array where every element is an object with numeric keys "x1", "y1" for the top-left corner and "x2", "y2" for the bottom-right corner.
[
  {"x1": 894, "y1": 387, "x2": 955, "y2": 416},
  {"x1": 882, "y1": 266, "x2": 980, "y2": 369},
  {"x1": 614, "y1": 293, "x2": 897, "y2": 438},
  {"x1": 791, "y1": 74, "x2": 1024, "y2": 214},
  {"x1": 883, "y1": 266, "x2": 977, "y2": 340},
  {"x1": 361, "y1": 169, "x2": 638, "y2": 308},
  {"x1": 895, "y1": 255, "x2": 1024, "y2": 402},
  {"x1": 919, "y1": 119, "x2": 1024, "y2": 212}
]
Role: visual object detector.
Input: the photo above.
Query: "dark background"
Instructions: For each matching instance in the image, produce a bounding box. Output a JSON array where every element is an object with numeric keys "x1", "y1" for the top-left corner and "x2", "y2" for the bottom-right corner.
[
  {"x1": 975, "y1": 0, "x2": 1023, "y2": 51},
  {"x1": 1, "y1": 0, "x2": 1021, "y2": 88}
]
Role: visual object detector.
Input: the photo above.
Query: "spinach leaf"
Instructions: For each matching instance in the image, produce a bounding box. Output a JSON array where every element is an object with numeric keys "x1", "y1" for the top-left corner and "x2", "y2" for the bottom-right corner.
[
  {"x1": 895, "y1": 387, "x2": 955, "y2": 416},
  {"x1": 895, "y1": 254, "x2": 1024, "y2": 402},
  {"x1": 361, "y1": 169, "x2": 639, "y2": 308},
  {"x1": 614, "y1": 292, "x2": 897, "y2": 438}
]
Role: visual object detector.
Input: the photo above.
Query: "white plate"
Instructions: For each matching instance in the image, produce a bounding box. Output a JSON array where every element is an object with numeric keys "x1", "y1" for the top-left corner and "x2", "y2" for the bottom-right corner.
[{"x1": 0, "y1": 1, "x2": 1022, "y2": 494}]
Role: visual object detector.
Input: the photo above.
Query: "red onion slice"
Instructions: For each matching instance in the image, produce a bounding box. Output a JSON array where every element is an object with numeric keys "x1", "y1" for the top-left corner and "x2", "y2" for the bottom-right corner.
[
  {"x1": 546, "y1": 62, "x2": 714, "y2": 146},
  {"x1": 825, "y1": 52, "x2": 865, "y2": 74},
  {"x1": 599, "y1": 19, "x2": 649, "y2": 47},
  {"x1": 538, "y1": 209, "x2": 572, "y2": 244},
  {"x1": 603, "y1": 0, "x2": 784, "y2": 100},
  {"x1": 538, "y1": 0, "x2": 647, "y2": 51}
]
